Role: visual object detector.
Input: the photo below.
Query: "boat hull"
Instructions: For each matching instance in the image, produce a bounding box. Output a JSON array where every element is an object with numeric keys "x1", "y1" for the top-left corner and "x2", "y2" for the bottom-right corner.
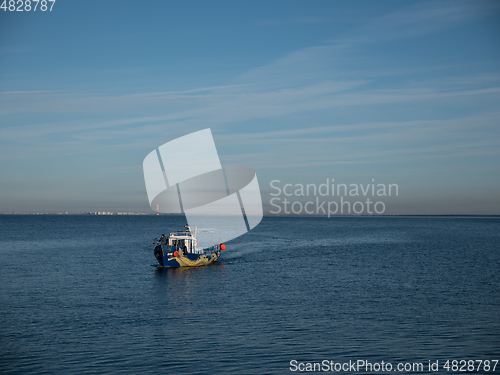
[{"x1": 154, "y1": 247, "x2": 220, "y2": 268}]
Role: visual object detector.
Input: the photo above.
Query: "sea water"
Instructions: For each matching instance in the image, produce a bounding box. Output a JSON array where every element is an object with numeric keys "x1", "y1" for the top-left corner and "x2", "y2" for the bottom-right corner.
[{"x1": 0, "y1": 215, "x2": 499, "y2": 374}]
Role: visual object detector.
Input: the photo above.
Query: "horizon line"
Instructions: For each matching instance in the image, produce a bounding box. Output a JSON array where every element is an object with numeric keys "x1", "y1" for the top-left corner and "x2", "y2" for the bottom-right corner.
[{"x1": 1, "y1": 212, "x2": 499, "y2": 217}]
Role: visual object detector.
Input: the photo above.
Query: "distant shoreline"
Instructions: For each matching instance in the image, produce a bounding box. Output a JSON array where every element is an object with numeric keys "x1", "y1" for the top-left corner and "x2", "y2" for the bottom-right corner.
[{"x1": 1, "y1": 213, "x2": 499, "y2": 217}]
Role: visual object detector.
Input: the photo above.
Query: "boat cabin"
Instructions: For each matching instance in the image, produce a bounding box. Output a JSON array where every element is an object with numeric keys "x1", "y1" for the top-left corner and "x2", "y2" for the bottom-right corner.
[{"x1": 167, "y1": 231, "x2": 201, "y2": 254}]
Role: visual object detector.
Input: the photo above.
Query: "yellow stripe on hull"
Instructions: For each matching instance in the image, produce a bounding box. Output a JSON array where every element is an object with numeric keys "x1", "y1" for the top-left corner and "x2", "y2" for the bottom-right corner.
[{"x1": 170, "y1": 251, "x2": 220, "y2": 267}]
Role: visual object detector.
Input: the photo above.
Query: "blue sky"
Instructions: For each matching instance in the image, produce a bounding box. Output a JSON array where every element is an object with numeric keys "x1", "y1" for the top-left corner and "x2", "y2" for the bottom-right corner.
[{"x1": 0, "y1": 0, "x2": 499, "y2": 214}]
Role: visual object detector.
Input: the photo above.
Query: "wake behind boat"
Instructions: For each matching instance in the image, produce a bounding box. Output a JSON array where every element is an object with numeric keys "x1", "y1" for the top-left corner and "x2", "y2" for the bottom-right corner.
[{"x1": 153, "y1": 225, "x2": 226, "y2": 267}]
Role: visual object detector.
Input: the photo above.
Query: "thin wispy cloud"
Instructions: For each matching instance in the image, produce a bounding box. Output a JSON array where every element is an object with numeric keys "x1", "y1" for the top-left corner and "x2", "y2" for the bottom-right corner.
[
  {"x1": 257, "y1": 17, "x2": 334, "y2": 27},
  {"x1": 335, "y1": 1, "x2": 476, "y2": 45}
]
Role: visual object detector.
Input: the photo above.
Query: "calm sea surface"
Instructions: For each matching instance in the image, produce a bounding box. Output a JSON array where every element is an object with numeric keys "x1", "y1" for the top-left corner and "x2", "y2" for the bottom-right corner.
[{"x1": 0, "y1": 215, "x2": 499, "y2": 374}]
